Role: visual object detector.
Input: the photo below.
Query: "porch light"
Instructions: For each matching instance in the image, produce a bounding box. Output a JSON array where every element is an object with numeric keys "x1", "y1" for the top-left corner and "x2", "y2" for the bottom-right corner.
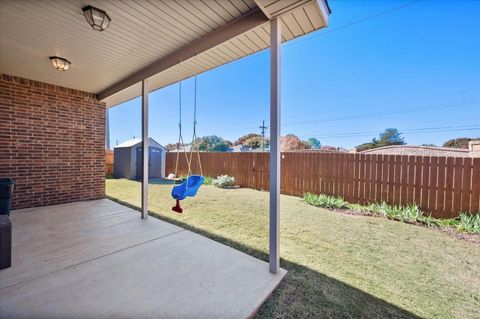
[
  {"x1": 49, "y1": 56, "x2": 71, "y2": 71},
  {"x1": 82, "y1": 5, "x2": 111, "y2": 31}
]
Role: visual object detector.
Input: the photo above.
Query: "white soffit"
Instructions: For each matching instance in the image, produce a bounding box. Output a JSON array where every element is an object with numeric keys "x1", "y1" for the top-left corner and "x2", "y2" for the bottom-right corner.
[{"x1": 0, "y1": 0, "x2": 330, "y2": 108}]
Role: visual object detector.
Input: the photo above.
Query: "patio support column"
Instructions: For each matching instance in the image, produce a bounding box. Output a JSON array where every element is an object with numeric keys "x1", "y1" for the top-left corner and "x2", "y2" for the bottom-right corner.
[
  {"x1": 269, "y1": 17, "x2": 281, "y2": 274},
  {"x1": 141, "y1": 79, "x2": 149, "y2": 219}
]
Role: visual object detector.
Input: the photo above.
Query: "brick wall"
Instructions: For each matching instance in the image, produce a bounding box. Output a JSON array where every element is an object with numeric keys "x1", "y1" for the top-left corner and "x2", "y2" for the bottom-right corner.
[{"x1": 0, "y1": 74, "x2": 105, "y2": 209}]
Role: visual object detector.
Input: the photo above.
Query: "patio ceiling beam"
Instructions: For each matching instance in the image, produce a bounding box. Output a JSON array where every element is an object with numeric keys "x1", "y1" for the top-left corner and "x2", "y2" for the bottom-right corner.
[
  {"x1": 97, "y1": 8, "x2": 269, "y2": 101},
  {"x1": 269, "y1": 18, "x2": 281, "y2": 274}
]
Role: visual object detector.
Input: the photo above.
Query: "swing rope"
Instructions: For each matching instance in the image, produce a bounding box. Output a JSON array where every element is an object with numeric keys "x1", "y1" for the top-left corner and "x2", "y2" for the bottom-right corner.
[
  {"x1": 173, "y1": 71, "x2": 203, "y2": 184},
  {"x1": 188, "y1": 75, "x2": 203, "y2": 176},
  {"x1": 173, "y1": 81, "x2": 192, "y2": 187}
]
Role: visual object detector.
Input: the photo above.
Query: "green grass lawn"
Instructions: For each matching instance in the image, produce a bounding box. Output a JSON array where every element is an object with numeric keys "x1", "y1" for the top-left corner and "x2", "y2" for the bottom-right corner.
[{"x1": 106, "y1": 179, "x2": 480, "y2": 319}]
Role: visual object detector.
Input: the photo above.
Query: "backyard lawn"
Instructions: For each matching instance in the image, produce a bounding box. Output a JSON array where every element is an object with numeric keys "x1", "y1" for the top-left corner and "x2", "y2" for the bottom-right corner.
[{"x1": 106, "y1": 179, "x2": 479, "y2": 319}]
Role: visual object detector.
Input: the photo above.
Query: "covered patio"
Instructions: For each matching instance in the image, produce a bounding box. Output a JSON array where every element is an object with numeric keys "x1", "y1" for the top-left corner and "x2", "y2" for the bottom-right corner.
[
  {"x1": 1, "y1": 199, "x2": 285, "y2": 318},
  {"x1": 0, "y1": 0, "x2": 329, "y2": 317}
]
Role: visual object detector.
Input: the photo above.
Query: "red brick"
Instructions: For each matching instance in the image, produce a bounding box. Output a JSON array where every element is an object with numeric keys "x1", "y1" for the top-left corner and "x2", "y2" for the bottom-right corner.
[{"x1": 0, "y1": 74, "x2": 105, "y2": 209}]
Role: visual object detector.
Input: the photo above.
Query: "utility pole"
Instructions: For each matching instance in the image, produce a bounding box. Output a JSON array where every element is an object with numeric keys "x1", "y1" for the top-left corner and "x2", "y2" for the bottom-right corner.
[{"x1": 259, "y1": 120, "x2": 268, "y2": 151}]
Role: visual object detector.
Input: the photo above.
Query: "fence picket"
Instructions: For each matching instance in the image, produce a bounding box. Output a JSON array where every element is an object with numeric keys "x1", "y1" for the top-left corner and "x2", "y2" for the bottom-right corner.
[
  {"x1": 444, "y1": 157, "x2": 455, "y2": 217},
  {"x1": 461, "y1": 157, "x2": 472, "y2": 212},
  {"x1": 393, "y1": 155, "x2": 401, "y2": 204},
  {"x1": 453, "y1": 157, "x2": 463, "y2": 214},
  {"x1": 427, "y1": 156, "x2": 438, "y2": 213},
  {"x1": 471, "y1": 158, "x2": 480, "y2": 213},
  {"x1": 436, "y1": 157, "x2": 447, "y2": 216},
  {"x1": 421, "y1": 156, "x2": 430, "y2": 212}
]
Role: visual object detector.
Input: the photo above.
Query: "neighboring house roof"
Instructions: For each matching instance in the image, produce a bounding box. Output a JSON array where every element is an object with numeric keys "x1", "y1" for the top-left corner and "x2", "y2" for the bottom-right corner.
[
  {"x1": 284, "y1": 147, "x2": 347, "y2": 153},
  {"x1": 114, "y1": 137, "x2": 165, "y2": 150},
  {"x1": 228, "y1": 145, "x2": 252, "y2": 152},
  {"x1": 358, "y1": 145, "x2": 470, "y2": 157},
  {"x1": 169, "y1": 144, "x2": 193, "y2": 152}
]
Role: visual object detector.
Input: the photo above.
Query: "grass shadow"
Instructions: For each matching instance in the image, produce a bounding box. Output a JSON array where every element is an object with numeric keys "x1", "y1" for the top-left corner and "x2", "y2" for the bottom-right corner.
[
  {"x1": 148, "y1": 178, "x2": 176, "y2": 185},
  {"x1": 106, "y1": 195, "x2": 421, "y2": 319},
  {"x1": 110, "y1": 178, "x2": 177, "y2": 185}
]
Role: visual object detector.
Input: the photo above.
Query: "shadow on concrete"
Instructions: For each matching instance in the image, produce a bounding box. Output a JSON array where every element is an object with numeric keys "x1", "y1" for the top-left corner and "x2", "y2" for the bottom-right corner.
[{"x1": 106, "y1": 196, "x2": 422, "y2": 319}]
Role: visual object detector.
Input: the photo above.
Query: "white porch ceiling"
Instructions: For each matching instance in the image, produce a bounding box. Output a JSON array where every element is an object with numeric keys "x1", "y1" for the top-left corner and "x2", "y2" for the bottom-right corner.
[{"x1": 0, "y1": 0, "x2": 329, "y2": 107}]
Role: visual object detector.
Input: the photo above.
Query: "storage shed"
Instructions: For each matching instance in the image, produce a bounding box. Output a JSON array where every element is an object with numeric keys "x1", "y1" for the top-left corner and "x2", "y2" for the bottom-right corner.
[{"x1": 113, "y1": 138, "x2": 166, "y2": 180}]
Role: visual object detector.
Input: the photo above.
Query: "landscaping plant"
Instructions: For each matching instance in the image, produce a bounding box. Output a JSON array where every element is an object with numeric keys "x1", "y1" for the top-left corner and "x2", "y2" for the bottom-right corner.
[
  {"x1": 303, "y1": 192, "x2": 480, "y2": 236},
  {"x1": 367, "y1": 202, "x2": 422, "y2": 222},
  {"x1": 457, "y1": 213, "x2": 480, "y2": 234},
  {"x1": 212, "y1": 175, "x2": 235, "y2": 188},
  {"x1": 303, "y1": 193, "x2": 349, "y2": 209},
  {"x1": 417, "y1": 214, "x2": 439, "y2": 228},
  {"x1": 203, "y1": 176, "x2": 213, "y2": 185}
]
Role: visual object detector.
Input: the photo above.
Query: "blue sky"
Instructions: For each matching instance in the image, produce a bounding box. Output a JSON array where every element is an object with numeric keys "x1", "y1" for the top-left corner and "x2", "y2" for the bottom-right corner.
[{"x1": 109, "y1": 0, "x2": 480, "y2": 149}]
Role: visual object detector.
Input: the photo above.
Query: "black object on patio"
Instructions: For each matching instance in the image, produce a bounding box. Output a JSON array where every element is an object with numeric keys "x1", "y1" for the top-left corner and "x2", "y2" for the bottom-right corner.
[
  {"x1": 0, "y1": 178, "x2": 15, "y2": 216},
  {"x1": 0, "y1": 215, "x2": 12, "y2": 269}
]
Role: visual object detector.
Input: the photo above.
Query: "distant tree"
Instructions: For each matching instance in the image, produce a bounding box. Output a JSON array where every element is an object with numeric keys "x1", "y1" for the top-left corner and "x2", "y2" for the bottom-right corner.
[
  {"x1": 379, "y1": 128, "x2": 405, "y2": 145},
  {"x1": 211, "y1": 143, "x2": 229, "y2": 152},
  {"x1": 195, "y1": 135, "x2": 229, "y2": 152},
  {"x1": 234, "y1": 133, "x2": 262, "y2": 146},
  {"x1": 422, "y1": 144, "x2": 437, "y2": 147},
  {"x1": 356, "y1": 128, "x2": 405, "y2": 151},
  {"x1": 280, "y1": 134, "x2": 311, "y2": 151},
  {"x1": 244, "y1": 135, "x2": 269, "y2": 149},
  {"x1": 355, "y1": 138, "x2": 380, "y2": 152},
  {"x1": 443, "y1": 137, "x2": 479, "y2": 149},
  {"x1": 307, "y1": 138, "x2": 322, "y2": 149}
]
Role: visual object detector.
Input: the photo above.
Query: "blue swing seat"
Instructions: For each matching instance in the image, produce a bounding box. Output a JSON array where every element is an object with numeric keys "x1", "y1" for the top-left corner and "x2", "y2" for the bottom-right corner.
[{"x1": 171, "y1": 175, "x2": 205, "y2": 201}]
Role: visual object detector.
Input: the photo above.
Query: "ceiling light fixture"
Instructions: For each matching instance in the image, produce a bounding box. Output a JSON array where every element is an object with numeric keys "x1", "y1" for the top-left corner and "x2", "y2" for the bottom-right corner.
[
  {"x1": 82, "y1": 5, "x2": 111, "y2": 31},
  {"x1": 49, "y1": 56, "x2": 71, "y2": 71}
]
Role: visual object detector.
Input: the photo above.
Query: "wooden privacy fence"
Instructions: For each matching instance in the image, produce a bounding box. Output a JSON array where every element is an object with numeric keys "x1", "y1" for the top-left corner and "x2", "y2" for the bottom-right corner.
[
  {"x1": 166, "y1": 152, "x2": 480, "y2": 218},
  {"x1": 106, "y1": 150, "x2": 114, "y2": 175}
]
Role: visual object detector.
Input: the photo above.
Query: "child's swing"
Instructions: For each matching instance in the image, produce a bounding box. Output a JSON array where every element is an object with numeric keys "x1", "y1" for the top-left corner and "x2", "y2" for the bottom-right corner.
[{"x1": 171, "y1": 76, "x2": 205, "y2": 213}]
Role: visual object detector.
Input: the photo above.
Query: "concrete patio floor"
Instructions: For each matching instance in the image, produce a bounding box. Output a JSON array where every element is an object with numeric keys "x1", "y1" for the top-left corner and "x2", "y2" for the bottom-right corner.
[{"x1": 0, "y1": 199, "x2": 286, "y2": 318}]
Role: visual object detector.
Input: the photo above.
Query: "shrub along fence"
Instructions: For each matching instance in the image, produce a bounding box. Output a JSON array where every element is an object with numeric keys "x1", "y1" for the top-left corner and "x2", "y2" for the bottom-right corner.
[{"x1": 166, "y1": 152, "x2": 480, "y2": 219}]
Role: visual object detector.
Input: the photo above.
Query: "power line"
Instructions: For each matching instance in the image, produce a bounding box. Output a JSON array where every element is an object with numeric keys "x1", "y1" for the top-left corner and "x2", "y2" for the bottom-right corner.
[
  {"x1": 299, "y1": 125, "x2": 480, "y2": 139},
  {"x1": 284, "y1": 88, "x2": 480, "y2": 122},
  {"x1": 220, "y1": 88, "x2": 480, "y2": 131},
  {"x1": 301, "y1": 124, "x2": 480, "y2": 138},
  {"x1": 284, "y1": 99, "x2": 479, "y2": 126},
  {"x1": 328, "y1": 127, "x2": 480, "y2": 139},
  {"x1": 284, "y1": 0, "x2": 424, "y2": 48}
]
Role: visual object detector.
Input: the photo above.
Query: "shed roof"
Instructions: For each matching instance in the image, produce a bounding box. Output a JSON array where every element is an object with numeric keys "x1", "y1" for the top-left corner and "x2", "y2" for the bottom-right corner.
[
  {"x1": 0, "y1": 0, "x2": 330, "y2": 108},
  {"x1": 114, "y1": 137, "x2": 165, "y2": 150}
]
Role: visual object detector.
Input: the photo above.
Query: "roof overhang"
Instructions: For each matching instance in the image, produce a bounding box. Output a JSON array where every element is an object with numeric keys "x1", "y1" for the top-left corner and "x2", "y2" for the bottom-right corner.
[{"x1": 0, "y1": 0, "x2": 330, "y2": 108}]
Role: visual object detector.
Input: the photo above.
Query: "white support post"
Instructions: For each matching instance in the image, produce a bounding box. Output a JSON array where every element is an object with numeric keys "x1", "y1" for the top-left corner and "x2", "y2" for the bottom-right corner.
[
  {"x1": 141, "y1": 79, "x2": 149, "y2": 219},
  {"x1": 269, "y1": 18, "x2": 281, "y2": 274}
]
